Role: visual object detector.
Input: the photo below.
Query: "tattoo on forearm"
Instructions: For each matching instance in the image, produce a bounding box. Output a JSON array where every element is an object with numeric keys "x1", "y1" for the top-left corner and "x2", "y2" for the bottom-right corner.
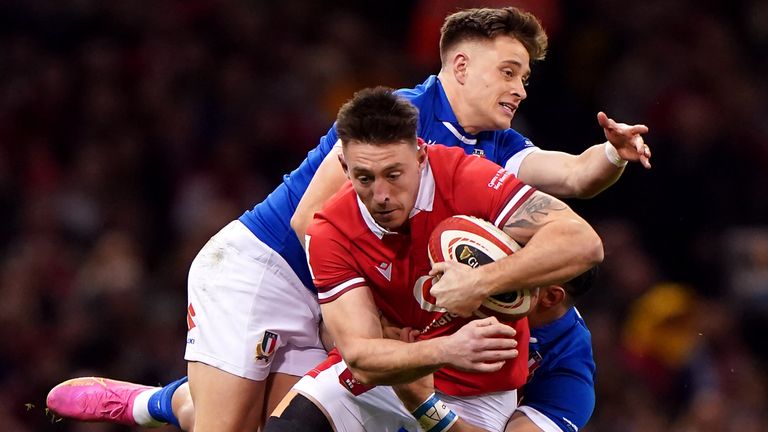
[{"x1": 505, "y1": 193, "x2": 567, "y2": 229}]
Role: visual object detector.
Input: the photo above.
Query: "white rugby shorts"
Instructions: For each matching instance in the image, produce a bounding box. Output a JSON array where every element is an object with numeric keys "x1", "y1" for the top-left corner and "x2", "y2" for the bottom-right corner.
[
  {"x1": 293, "y1": 354, "x2": 518, "y2": 431},
  {"x1": 184, "y1": 220, "x2": 327, "y2": 380}
]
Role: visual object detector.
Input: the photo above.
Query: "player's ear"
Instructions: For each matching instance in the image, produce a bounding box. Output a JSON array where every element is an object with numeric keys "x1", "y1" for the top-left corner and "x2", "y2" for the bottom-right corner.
[
  {"x1": 452, "y1": 51, "x2": 469, "y2": 84},
  {"x1": 539, "y1": 286, "x2": 566, "y2": 308},
  {"x1": 416, "y1": 143, "x2": 427, "y2": 167},
  {"x1": 338, "y1": 152, "x2": 350, "y2": 177}
]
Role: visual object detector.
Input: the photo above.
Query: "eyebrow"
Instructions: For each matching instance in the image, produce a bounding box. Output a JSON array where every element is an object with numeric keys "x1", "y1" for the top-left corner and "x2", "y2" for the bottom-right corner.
[
  {"x1": 501, "y1": 60, "x2": 531, "y2": 76},
  {"x1": 351, "y1": 162, "x2": 404, "y2": 175}
]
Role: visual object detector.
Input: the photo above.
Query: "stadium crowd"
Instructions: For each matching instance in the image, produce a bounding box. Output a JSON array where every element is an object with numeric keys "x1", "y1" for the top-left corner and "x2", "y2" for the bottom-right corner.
[{"x1": 1, "y1": 0, "x2": 766, "y2": 430}]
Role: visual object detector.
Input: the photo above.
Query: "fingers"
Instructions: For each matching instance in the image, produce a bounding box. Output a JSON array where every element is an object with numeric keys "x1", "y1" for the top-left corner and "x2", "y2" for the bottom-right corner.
[
  {"x1": 472, "y1": 317, "x2": 518, "y2": 338},
  {"x1": 468, "y1": 361, "x2": 508, "y2": 373},
  {"x1": 597, "y1": 111, "x2": 612, "y2": 129},
  {"x1": 429, "y1": 261, "x2": 447, "y2": 276},
  {"x1": 464, "y1": 348, "x2": 519, "y2": 372},
  {"x1": 633, "y1": 139, "x2": 652, "y2": 169},
  {"x1": 640, "y1": 153, "x2": 652, "y2": 169}
]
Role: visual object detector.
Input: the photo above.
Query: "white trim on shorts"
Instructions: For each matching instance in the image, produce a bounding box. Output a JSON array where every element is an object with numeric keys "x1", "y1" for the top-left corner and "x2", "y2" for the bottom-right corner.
[{"x1": 515, "y1": 406, "x2": 565, "y2": 432}]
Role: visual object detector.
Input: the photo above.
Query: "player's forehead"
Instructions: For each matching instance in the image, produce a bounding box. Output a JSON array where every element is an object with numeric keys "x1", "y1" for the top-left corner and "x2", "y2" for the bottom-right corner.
[
  {"x1": 465, "y1": 36, "x2": 531, "y2": 70},
  {"x1": 344, "y1": 141, "x2": 417, "y2": 172}
]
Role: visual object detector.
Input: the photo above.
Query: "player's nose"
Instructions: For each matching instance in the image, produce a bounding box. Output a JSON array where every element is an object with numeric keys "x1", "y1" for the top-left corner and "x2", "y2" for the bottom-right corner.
[{"x1": 372, "y1": 180, "x2": 391, "y2": 204}]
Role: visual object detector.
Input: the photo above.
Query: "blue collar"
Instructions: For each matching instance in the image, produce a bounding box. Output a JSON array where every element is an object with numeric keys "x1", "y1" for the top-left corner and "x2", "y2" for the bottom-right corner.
[
  {"x1": 428, "y1": 76, "x2": 477, "y2": 140},
  {"x1": 531, "y1": 307, "x2": 582, "y2": 345},
  {"x1": 431, "y1": 76, "x2": 458, "y2": 123}
]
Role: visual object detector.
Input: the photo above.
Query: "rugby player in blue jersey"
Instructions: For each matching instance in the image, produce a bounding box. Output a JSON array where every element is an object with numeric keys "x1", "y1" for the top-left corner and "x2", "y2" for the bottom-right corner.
[{"x1": 47, "y1": 7, "x2": 648, "y2": 432}]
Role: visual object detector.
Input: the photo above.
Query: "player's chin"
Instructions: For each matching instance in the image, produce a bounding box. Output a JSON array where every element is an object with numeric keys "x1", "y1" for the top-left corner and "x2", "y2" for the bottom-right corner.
[
  {"x1": 374, "y1": 211, "x2": 404, "y2": 230},
  {"x1": 488, "y1": 116, "x2": 513, "y2": 131}
]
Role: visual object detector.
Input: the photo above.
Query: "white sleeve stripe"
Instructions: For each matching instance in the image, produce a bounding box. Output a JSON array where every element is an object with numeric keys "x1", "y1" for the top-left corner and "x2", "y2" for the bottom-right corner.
[
  {"x1": 305, "y1": 235, "x2": 314, "y2": 279},
  {"x1": 514, "y1": 406, "x2": 567, "y2": 432},
  {"x1": 494, "y1": 184, "x2": 533, "y2": 227},
  {"x1": 503, "y1": 147, "x2": 539, "y2": 176},
  {"x1": 318, "y1": 277, "x2": 366, "y2": 301}
]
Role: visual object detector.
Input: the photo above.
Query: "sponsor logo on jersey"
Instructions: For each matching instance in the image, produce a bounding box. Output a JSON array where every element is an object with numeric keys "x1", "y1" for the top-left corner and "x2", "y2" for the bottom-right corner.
[
  {"x1": 375, "y1": 262, "x2": 392, "y2": 281},
  {"x1": 562, "y1": 416, "x2": 578, "y2": 432},
  {"x1": 487, "y1": 168, "x2": 512, "y2": 190},
  {"x1": 421, "y1": 312, "x2": 460, "y2": 334},
  {"x1": 255, "y1": 330, "x2": 280, "y2": 362},
  {"x1": 472, "y1": 148, "x2": 486, "y2": 158}
]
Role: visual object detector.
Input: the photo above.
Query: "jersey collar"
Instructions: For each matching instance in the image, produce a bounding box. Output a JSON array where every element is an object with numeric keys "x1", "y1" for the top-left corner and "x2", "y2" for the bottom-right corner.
[
  {"x1": 531, "y1": 307, "x2": 582, "y2": 345},
  {"x1": 433, "y1": 77, "x2": 477, "y2": 145}
]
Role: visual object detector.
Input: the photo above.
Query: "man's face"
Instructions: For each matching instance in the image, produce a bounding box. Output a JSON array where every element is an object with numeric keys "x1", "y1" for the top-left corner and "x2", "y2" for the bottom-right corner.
[
  {"x1": 341, "y1": 140, "x2": 425, "y2": 231},
  {"x1": 459, "y1": 36, "x2": 531, "y2": 131}
]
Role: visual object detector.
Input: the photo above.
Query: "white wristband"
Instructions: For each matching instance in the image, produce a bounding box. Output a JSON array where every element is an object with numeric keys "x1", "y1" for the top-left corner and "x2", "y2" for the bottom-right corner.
[{"x1": 604, "y1": 142, "x2": 628, "y2": 167}]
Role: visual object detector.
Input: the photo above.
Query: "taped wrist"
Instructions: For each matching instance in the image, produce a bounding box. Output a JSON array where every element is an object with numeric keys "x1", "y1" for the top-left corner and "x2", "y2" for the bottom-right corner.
[
  {"x1": 604, "y1": 142, "x2": 628, "y2": 167},
  {"x1": 410, "y1": 393, "x2": 459, "y2": 432}
]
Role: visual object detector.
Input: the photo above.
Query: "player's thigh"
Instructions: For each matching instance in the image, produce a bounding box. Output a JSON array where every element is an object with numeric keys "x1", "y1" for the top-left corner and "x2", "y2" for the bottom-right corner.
[
  {"x1": 265, "y1": 373, "x2": 302, "y2": 418},
  {"x1": 185, "y1": 220, "x2": 323, "y2": 381},
  {"x1": 188, "y1": 361, "x2": 265, "y2": 432}
]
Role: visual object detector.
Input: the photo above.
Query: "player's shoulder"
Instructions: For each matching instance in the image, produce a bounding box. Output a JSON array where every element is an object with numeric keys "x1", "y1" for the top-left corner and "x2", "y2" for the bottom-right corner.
[
  {"x1": 309, "y1": 184, "x2": 359, "y2": 235},
  {"x1": 395, "y1": 75, "x2": 436, "y2": 101},
  {"x1": 485, "y1": 127, "x2": 533, "y2": 147}
]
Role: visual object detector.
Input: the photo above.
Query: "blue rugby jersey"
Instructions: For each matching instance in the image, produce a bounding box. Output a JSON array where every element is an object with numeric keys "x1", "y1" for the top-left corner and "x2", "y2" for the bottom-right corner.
[
  {"x1": 517, "y1": 308, "x2": 596, "y2": 432},
  {"x1": 239, "y1": 75, "x2": 539, "y2": 291}
]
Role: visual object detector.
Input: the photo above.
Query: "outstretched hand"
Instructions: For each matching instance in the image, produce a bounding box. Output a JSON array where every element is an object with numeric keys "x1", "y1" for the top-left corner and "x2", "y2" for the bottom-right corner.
[{"x1": 598, "y1": 111, "x2": 652, "y2": 168}]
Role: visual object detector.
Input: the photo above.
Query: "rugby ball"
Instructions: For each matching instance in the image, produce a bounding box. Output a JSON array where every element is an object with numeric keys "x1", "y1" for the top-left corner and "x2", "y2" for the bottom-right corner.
[{"x1": 427, "y1": 215, "x2": 536, "y2": 321}]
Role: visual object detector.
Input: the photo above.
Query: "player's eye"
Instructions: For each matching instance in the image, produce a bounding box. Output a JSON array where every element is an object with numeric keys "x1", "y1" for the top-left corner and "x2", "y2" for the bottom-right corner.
[
  {"x1": 522, "y1": 76, "x2": 530, "y2": 87},
  {"x1": 502, "y1": 69, "x2": 514, "y2": 79},
  {"x1": 388, "y1": 172, "x2": 401, "y2": 181},
  {"x1": 357, "y1": 176, "x2": 371, "y2": 184}
]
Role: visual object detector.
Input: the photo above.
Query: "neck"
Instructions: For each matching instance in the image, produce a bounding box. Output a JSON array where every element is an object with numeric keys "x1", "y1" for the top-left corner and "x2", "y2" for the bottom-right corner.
[
  {"x1": 529, "y1": 304, "x2": 570, "y2": 329},
  {"x1": 437, "y1": 70, "x2": 481, "y2": 135}
]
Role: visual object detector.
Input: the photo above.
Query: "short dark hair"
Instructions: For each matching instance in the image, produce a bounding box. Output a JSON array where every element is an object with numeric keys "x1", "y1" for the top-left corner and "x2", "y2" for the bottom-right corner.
[
  {"x1": 563, "y1": 266, "x2": 598, "y2": 300},
  {"x1": 335, "y1": 87, "x2": 419, "y2": 147},
  {"x1": 439, "y1": 7, "x2": 548, "y2": 63}
]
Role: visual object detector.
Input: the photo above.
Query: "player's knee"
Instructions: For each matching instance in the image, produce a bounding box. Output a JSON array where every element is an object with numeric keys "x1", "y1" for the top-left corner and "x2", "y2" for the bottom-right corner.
[{"x1": 263, "y1": 393, "x2": 332, "y2": 432}]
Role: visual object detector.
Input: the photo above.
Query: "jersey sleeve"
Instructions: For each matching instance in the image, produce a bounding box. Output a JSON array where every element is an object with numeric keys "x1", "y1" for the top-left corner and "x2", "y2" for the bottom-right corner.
[
  {"x1": 305, "y1": 219, "x2": 366, "y2": 304},
  {"x1": 496, "y1": 130, "x2": 539, "y2": 176},
  {"x1": 449, "y1": 151, "x2": 537, "y2": 229},
  {"x1": 516, "y1": 367, "x2": 596, "y2": 432}
]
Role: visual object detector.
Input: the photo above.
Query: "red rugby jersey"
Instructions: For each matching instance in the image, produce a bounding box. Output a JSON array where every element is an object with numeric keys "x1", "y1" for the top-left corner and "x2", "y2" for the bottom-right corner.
[{"x1": 306, "y1": 144, "x2": 536, "y2": 396}]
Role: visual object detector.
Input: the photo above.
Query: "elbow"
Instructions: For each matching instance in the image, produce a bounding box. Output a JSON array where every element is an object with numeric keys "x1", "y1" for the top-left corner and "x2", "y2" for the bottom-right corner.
[
  {"x1": 564, "y1": 218, "x2": 603, "y2": 267},
  {"x1": 344, "y1": 353, "x2": 378, "y2": 385},
  {"x1": 583, "y1": 227, "x2": 604, "y2": 267},
  {"x1": 569, "y1": 181, "x2": 605, "y2": 200},
  {"x1": 347, "y1": 366, "x2": 377, "y2": 386},
  {"x1": 289, "y1": 212, "x2": 302, "y2": 233}
]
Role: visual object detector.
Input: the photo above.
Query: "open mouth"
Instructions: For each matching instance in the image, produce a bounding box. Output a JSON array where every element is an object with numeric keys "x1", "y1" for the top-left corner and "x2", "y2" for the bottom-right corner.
[{"x1": 499, "y1": 102, "x2": 518, "y2": 116}]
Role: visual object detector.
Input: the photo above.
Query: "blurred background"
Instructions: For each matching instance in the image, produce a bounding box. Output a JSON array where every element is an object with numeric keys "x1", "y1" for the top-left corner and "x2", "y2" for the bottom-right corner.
[{"x1": 1, "y1": 0, "x2": 766, "y2": 430}]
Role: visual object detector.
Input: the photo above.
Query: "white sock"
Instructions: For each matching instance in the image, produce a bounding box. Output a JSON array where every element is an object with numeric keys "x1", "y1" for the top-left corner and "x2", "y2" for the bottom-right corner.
[{"x1": 132, "y1": 388, "x2": 165, "y2": 427}]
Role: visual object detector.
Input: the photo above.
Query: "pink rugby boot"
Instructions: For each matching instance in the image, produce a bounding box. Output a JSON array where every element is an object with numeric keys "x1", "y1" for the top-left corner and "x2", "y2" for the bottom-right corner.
[{"x1": 46, "y1": 377, "x2": 156, "y2": 425}]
